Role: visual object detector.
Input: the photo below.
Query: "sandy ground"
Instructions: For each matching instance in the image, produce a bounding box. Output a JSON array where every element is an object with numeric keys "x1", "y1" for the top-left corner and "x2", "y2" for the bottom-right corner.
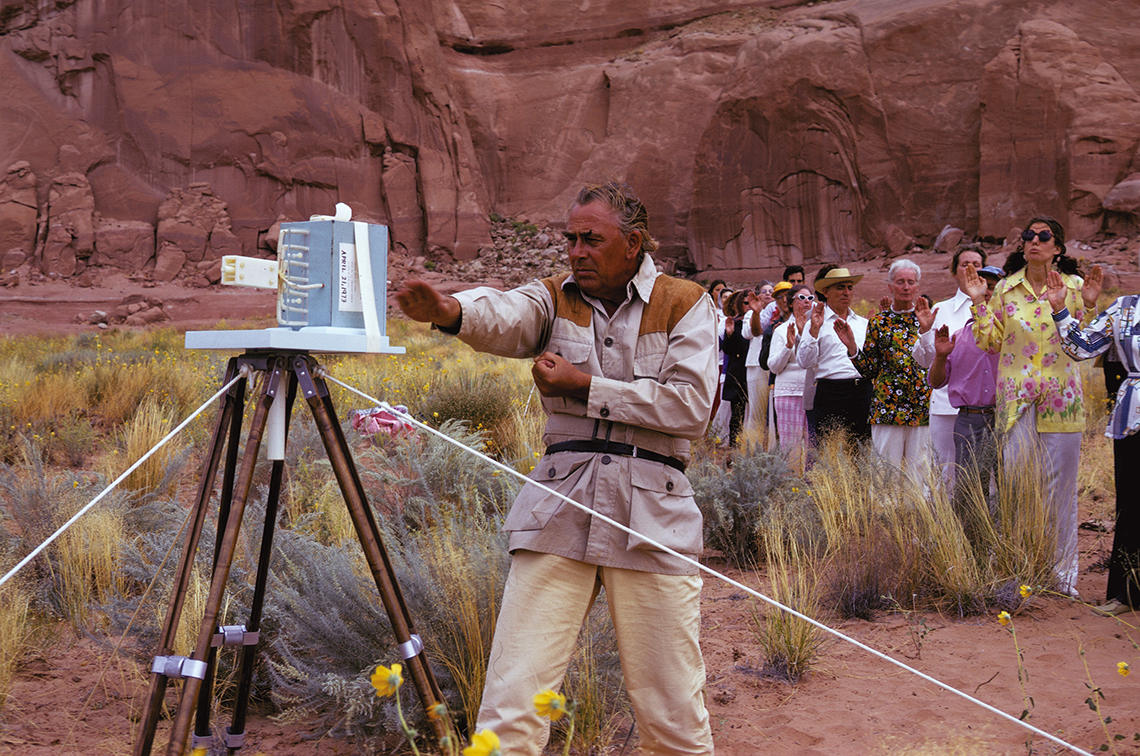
[
  {"x1": 1, "y1": 269, "x2": 1139, "y2": 755},
  {"x1": 2, "y1": 530, "x2": 1136, "y2": 756}
]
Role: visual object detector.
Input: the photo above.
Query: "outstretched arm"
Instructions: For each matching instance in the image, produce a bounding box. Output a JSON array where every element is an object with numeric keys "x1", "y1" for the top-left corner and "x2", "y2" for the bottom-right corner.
[{"x1": 396, "y1": 280, "x2": 462, "y2": 331}]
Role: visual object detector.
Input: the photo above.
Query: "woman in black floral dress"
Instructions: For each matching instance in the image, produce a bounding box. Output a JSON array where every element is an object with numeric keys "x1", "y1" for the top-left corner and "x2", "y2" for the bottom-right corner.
[{"x1": 852, "y1": 259, "x2": 931, "y2": 482}]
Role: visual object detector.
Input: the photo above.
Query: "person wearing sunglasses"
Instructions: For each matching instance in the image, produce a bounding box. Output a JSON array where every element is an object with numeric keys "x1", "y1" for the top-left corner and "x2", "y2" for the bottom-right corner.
[
  {"x1": 963, "y1": 216, "x2": 1102, "y2": 598},
  {"x1": 1048, "y1": 252, "x2": 1137, "y2": 617},
  {"x1": 849, "y1": 259, "x2": 931, "y2": 484},
  {"x1": 765, "y1": 283, "x2": 815, "y2": 472}
]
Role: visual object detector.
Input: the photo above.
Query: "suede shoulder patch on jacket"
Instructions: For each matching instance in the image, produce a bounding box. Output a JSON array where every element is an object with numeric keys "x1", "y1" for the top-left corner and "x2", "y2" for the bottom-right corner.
[
  {"x1": 541, "y1": 274, "x2": 593, "y2": 328},
  {"x1": 640, "y1": 276, "x2": 705, "y2": 336}
]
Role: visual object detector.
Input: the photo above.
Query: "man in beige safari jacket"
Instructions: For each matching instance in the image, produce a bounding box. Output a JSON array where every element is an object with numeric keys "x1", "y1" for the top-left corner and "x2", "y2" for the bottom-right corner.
[{"x1": 397, "y1": 182, "x2": 717, "y2": 755}]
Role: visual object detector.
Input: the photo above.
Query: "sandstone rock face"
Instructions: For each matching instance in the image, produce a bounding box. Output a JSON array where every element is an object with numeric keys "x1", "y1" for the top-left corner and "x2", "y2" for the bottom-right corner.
[
  {"x1": 979, "y1": 18, "x2": 1140, "y2": 241},
  {"x1": 1, "y1": 0, "x2": 1139, "y2": 283}
]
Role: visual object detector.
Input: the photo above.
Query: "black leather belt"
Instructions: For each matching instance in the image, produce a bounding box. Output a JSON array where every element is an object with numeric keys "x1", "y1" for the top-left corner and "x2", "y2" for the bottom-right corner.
[
  {"x1": 959, "y1": 406, "x2": 994, "y2": 415},
  {"x1": 544, "y1": 440, "x2": 686, "y2": 473}
]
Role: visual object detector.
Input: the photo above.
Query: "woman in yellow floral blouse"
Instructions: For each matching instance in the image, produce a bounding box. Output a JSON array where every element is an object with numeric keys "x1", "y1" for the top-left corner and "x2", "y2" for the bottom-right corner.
[{"x1": 965, "y1": 216, "x2": 1101, "y2": 598}]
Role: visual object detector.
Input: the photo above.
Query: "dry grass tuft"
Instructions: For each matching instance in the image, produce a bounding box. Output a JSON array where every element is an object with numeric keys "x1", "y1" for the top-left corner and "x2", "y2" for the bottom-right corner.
[
  {"x1": 53, "y1": 503, "x2": 127, "y2": 628},
  {"x1": 753, "y1": 515, "x2": 823, "y2": 682},
  {"x1": 0, "y1": 582, "x2": 30, "y2": 713},
  {"x1": 103, "y1": 398, "x2": 182, "y2": 496}
]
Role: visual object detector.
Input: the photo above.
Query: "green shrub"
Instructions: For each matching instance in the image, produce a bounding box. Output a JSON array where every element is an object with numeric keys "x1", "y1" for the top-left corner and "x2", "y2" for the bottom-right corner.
[{"x1": 690, "y1": 441, "x2": 816, "y2": 568}]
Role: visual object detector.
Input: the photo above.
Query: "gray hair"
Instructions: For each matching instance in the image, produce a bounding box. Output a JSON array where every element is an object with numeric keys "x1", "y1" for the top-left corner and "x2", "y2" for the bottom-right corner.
[{"x1": 888, "y1": 258, "x2": 921, "y2": 282}]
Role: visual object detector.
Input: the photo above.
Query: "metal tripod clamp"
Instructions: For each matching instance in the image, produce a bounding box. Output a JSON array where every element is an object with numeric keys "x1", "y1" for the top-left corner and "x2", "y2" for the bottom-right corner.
[
  {"x1": 211, "y1": 624, "x2": 260, "y2": 647},
  {"x1": 398, "y1": 634, "x2": 424, "y2": 660},
  {"x1": 151, "y1": 655, "x2": 208, "y2": 681}
]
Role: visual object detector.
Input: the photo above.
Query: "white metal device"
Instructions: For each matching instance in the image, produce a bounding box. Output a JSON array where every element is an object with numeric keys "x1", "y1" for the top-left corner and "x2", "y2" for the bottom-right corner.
[{"x1": 185, "y1": 203, "x2": 405, "y2": 355}]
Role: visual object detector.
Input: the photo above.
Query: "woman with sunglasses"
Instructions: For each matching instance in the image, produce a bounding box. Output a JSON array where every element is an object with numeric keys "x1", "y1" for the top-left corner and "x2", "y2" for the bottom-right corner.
[
  {"x1": 964, "y1": 216, "x2": 1101, "y2": 598},
  {"x1": 766, "y1": 284, "x2": 814, "y2": 471},
  {"x1": 1047, "y1": 253, "x2": 1134, "y2": 616}
]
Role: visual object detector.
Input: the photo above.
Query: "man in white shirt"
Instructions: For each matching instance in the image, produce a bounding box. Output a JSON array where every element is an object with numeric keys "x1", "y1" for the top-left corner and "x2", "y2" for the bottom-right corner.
[
  {"x1": 910, "y1": 244, "x2": 987, "y2": 486},
  {"x1": 797, "y1": 265, "x2": 871, "y2": 443}
]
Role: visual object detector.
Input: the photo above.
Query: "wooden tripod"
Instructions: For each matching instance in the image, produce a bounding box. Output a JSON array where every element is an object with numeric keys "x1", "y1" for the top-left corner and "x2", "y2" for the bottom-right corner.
[{"x1": 133, "y1": 351, "x2": 446, "y2": 755}]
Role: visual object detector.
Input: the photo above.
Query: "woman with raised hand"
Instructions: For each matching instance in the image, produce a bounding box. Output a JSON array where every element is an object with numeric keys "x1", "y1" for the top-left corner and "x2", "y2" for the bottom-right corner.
[
  {"x1": 766, "y1": 283, "x2": 814, "y2": 472},
  {"x1": 964, "y1": 216, "x2": 1096, "y2": 598},
  {"x1": 1048, "y1": 260, "x2": 1134, "y2": 616},
  {"x1": 850, "y1": 259, "x2": 931, "y2": 482}
]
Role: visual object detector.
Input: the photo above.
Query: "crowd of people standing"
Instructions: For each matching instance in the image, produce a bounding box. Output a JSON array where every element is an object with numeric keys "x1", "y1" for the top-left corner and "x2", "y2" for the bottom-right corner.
[{"x1": 709, "y1": 216, "x2": 1137, "y2": 616}]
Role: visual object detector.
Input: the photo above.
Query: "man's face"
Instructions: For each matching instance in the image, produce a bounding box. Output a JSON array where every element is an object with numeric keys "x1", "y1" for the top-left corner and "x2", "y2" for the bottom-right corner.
[
  {"x1": 981, "y1": 276, "x2": 999, "y2": 302},
  {"x1": 824, "y1": 282, "x2": 854, "y2": 311},
  {"x1": 564, "y1": 201, "x2": 642, "y2": 304},
  {"x1": 786, "y1": 272, "x2": 804, "y2": 285}
]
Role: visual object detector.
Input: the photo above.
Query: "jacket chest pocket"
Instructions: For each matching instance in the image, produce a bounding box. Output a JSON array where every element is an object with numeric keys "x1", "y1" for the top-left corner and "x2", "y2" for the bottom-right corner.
[
  {"x1": 547, "y1": 334, "x2": 594, "y2": 367},
  {"x1": 633, "y1": 332, "x2": 669, "y2": 380}
]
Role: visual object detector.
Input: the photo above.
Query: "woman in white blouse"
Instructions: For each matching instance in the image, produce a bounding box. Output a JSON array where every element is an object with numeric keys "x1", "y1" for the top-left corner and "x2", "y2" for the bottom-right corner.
[{"x1": 767, "y1": 283, "x2": 814, "y2": 472}]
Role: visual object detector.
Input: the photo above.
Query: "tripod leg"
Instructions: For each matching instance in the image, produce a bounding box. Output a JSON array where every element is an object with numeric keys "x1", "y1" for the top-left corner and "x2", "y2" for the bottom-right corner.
[
  {"x1": 134, "y1": 358, "x2": 245, "y2": 756},
  {"x1": 164, "y1": 356, "x2": 285, "y2": 756},
  {"x1": 224, "y1": 370, "x2": 299, "y2": 752},
  {"x1": 193, "y1": 357, "x2": 260, "y2": 751},
  {"x1": 293, "y1": 356, "x2": 448, "y2": 747}
]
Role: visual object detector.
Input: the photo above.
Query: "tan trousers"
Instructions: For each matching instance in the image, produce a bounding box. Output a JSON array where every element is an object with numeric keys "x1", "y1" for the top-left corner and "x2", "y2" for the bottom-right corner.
[{"x1": 476, "y1": 551, "x2": 714, "y2": 755}]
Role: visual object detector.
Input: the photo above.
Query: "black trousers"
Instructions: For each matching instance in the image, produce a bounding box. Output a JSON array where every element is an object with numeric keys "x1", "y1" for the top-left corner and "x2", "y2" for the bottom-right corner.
[
  {"x1": 810, "y1": 377, "x2": 872, "y2": 444},
  {"x1": 1107, "y1": 431, "x2": 1140, "y2": 606}
]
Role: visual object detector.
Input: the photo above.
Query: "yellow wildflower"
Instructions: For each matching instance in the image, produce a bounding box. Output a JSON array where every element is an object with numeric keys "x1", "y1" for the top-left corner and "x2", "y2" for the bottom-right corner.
[
  {"x1": 370, "y1": 663, "x2": 403, "y2": 697},
  {"x1": 462, "y1": 729, "x2": 502, "y2": 756},
  {"x1": 998, "y1": 611, "x2": 1011, "y2": 626},
  {"x1": 534, "y1": 689, "x2": 568, "y2": 721},
  {"x1": 1019, "y1": 585, "x2": 1032, "y2": 598},
  {"x1": 428, "y1": 702, "x2": 447, "y2": 720},
  {"x1": 1119, "y1": 662, "x2": 1130, "y2": 678}
]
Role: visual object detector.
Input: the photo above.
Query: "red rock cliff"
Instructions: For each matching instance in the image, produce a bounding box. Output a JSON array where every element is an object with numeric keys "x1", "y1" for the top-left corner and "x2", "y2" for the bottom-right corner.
[{"x1": 1, "y1": 0, "x2": 1138, "y2": 281}]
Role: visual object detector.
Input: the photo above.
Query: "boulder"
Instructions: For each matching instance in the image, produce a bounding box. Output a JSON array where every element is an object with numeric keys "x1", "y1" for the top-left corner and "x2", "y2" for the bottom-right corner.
[
  {"x1": 0, "y1": 161, "x2": 38, "y2": 260},
  {"x1": 157, "y1": 185, "x2": 233, "y2": 268},
  {"x1": 934, "y1": 226, "x2": 964, "y2": 253},
  {"x1": 91, "y1": 217, "x2": 155, "y2": 270},
  {"x1": 154, "y1": 242, "x2": 187, "y2": 283},
  {"x1": 1103, "y1": 173, "x2": 1140, "y2": 215},
  {"x1": 41, "y1": 171, "x2": 96, "y2": 277}
]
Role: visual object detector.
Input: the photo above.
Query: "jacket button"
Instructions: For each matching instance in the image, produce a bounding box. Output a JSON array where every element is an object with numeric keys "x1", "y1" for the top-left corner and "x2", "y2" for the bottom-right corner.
[
  {"x1": 666, "y1": 480, "x2": 674, "y2": 492},
  {"x1": 601, "y1": 455, "x2": 611, "y2": 465},
  {"x1": 600, "y1": 407, "x2": 610, "y2": 417},
  {"x1": 548, "y1": 468, "x2": 556, "y2": 477},
  {"x1": 604, "y1": 337, "x2": 614, "y2": 347}
]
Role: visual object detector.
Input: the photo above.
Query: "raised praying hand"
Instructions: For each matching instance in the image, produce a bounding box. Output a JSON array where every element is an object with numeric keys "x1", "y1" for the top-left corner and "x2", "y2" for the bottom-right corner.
[
  {"x1": 808, "y1": 300, "x2": 825, "y2": 338},
  {"x1": 933, "y1": 324, "x2": 955, "y2": 357},
  {"x1": 960, "y1": 262, "x2": 988, "y2": 305},
  {"x1": 915, "y1": 295, "x2": 939, "y2": 334},
  {"x1": 1081, "y1": 264, "x2": 1104, "y2": 311},
  {"x1": 834, "y1": 317, "x2": 857, "y2": 356},
  {"x1": 1045, "y1": 270, "x2": 1069, "y2": 314}
]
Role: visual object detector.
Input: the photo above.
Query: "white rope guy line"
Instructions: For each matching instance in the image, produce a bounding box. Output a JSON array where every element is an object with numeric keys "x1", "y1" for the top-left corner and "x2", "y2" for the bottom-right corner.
[
  {"x1": 0, "y1": 371, "x2": 247, "y2": 591},
  {"x1": 321, "y1": 369, "x2": 1095, "y2": 756}
]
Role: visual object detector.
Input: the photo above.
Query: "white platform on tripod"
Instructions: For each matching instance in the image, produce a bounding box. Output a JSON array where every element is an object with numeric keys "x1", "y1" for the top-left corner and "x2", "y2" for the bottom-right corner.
[{"x1": 185, "y1": 327, "x2": 406, "y2": 354}]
